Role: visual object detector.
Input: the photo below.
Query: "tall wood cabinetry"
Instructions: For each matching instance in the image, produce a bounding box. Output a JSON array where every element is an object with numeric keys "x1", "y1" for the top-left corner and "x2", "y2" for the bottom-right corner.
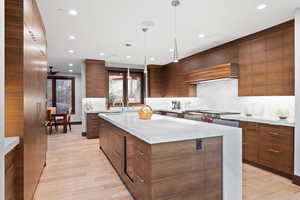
[
  {"x1": 5, "y1": 0, "x2": 47, "y2": 199},
  {"x1": 238, "y1": 24, "x2": 294, "y2": 96}
]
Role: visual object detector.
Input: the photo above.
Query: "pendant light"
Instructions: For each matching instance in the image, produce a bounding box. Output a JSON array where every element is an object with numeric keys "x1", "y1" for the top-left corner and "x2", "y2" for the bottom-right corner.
[
  {"x1": 142, "y1": 27, "x2": 149, "y2": 98},
  {"x1": 171, "y1": 0, "x2": 180, "y2": 63}
]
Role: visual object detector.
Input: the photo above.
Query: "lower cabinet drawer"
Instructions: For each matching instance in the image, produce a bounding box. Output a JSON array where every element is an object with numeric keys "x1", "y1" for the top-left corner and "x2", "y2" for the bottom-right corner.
[{"x1": 259, "y1": 146, "x2": 293, "y2": 175}]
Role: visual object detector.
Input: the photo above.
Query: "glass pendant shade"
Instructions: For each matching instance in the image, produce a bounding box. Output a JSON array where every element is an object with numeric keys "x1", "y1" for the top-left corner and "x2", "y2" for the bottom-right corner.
[{"x1": 173, "y1": 38, "x2": 179, "y2": 63}]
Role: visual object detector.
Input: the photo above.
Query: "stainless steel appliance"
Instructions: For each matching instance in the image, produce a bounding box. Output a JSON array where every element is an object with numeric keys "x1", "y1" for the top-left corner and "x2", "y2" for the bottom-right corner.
[{"x1": 185, "y1": 109, "x2": 240, "y2": 127}]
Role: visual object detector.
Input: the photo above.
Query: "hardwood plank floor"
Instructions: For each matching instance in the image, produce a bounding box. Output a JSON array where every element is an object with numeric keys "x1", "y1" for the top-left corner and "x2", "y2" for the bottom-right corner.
[
  {"x1": 33, "y1": 125, "x2": 132, "y2": 200},
  {"x1": 34, "y1": 125, "x2": 300, "y2": 200}
]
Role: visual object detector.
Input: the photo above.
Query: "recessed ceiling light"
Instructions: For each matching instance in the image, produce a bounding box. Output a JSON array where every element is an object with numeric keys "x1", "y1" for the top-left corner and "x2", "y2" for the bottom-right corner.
[
  {"x1": 68, "y1": 69, "x2": 73, "y2": 72},
  {"x1": 169, "y1": 48, "x2": 174, "y2": 52},
  {"x1": 99, "y1": 52, "x2": 105, "y2": 56},
  {"x1": 69, "y1": 35, "x2": 76, "y2": 40},
  {"x1": 257, "y1": 4, "x2": 267, "y2": 10},
  {"x1": 126, "y1": 56, "x2": 131, "y2": 59},
  {"x1": 198, "y1": 34, "x2": 206, "y2": 38},
  {"x1": 68, "y1": 50, "x2": 74, "y2": 54},
  {"x1": 69, "y1": 63, "x2": 73, "y2": 67},
  {"x1": 68, "y1": 9, "x2": 78, "y2": 16},
  {"x1": 150, "y1": 57, "x2": 155, "y2": 61}
]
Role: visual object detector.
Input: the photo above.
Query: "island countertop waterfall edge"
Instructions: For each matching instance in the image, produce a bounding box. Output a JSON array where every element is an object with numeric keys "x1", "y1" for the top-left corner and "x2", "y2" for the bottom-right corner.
[{"x1": 98, "y1": 113, "x2": 242, "y2": 200}]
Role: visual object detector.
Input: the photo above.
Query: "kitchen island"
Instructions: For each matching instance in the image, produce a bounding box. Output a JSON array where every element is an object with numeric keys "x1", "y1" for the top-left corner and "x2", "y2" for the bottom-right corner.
[{"x1": 98, "y1": 113, "x2": 242, "y2": 200}]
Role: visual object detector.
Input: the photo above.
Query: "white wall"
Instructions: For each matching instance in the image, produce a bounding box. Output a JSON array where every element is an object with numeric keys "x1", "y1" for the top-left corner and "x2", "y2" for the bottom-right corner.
[
  {"x1": 56, "y1": 73, "x2": 82, "y2": 122},
  {"x1": 295, "y1": 9, "x2": 300, "y2": 177},
  {"x1": 0, "y1": 0, "x2": 5, "y2": 198}
]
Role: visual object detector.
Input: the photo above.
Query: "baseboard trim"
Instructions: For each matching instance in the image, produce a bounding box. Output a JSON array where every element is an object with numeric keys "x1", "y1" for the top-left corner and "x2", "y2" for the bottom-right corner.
[
  {"x1": 71, "y1": 121, "x2": 82, "y2": 125},
  {"x1": 82, "y1": 132, "x2": 87, "y2": 137},
  {"x1": 293, "y1": 175, "x2": 300, "y2": 186}
]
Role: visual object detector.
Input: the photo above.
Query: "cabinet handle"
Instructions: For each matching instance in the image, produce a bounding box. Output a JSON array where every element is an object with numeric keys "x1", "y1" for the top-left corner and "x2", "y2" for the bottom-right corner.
[
  {"x1": 242, "y1": 142, "x2": 247, "y2": 145},
  {"x1": 268, "y1": 149, "x2": 280, "y2": 153},
  {"x1": 269, "y1": 132, "x2": 280, "y2": 136},
  {"x1": 137, "y1": 175, "x2": 145, "y2": 183},
  {"x1": 137, "y1": 150, "x2": 145, "y2": 156}
]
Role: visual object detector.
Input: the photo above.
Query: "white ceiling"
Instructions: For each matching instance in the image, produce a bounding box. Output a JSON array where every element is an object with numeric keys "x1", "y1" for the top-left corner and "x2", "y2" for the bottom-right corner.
[{"x1": 37, "y1": 0, "x2": 300, "y2": 74}]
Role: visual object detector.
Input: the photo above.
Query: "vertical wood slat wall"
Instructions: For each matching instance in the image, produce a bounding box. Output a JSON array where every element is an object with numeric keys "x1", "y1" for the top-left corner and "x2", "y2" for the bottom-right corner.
[{"x1": 5, "y1": 0, "x2": 47, "y2": 199}]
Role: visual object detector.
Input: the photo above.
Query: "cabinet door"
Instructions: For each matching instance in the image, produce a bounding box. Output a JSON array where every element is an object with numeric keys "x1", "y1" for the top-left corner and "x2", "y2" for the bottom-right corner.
[
  {"x1": 251, "y1": 37, "x2": 267, "y2": 96},
  {"x1": 87, "y1": 114, "x2": 100, "y2": 139},
  {"x1": 240, "y1": 122, "x2": 259, "y2": 162},
  {"x1": 282, "y1": 26, "x2": 295, "y2": 95},
  {"x1": 266, "y1": 31, "x2": 284, "y2": 95},
  {"x1": 238, "y1": 41, "x2": 253, "y2": 96},
  {"x1": 124, "y1": 135, "x2": 136, "y2": 181}
]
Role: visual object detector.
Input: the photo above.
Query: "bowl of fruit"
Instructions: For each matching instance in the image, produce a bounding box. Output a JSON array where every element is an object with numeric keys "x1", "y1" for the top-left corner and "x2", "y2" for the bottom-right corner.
[{"x1": 138, "y1": 105, "x2": 153, "y2": 120}]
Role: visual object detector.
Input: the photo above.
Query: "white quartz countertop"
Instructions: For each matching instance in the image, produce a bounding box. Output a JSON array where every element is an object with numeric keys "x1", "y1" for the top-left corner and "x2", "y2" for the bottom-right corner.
[
  {"x1": 221, "y1": 114, "x2": 295, "y2": 127},
  {"x1": 4, "y1": 137, "x2": 20, "y2": 155},
  {"x1": 99, "y1": 113, "x2": 241, "y2": 144}
]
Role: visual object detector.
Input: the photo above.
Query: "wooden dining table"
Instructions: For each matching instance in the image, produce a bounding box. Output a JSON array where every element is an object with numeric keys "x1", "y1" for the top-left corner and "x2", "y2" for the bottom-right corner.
[{"x1": 51, "y1": 113, "x2": 68, "y2": 133}]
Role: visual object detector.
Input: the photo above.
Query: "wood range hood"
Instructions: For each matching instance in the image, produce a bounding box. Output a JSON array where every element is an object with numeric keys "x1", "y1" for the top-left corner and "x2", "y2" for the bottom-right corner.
[{"x1": 185, "y1": 63, "x2": 239, "y2": 84}]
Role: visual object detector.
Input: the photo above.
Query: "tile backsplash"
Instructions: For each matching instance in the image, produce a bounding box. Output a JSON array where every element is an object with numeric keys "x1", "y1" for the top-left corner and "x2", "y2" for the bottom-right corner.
[
  {"x1": 146, "y1": 79, "x2": 295, "y2": 121},
  {"x1": 197, "y1": 79, "x2": 295, "y2": 120},
  {"x1": 146, "y1": 97, "x2": 201, "y2": 110},
  {"x1": 82, "y1": 98, "x2": 106, "y2": 112}
]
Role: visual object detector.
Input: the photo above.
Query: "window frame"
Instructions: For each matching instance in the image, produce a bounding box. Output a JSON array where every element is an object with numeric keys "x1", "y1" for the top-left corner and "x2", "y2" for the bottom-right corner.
[
  {"x1": 107, "y1": 68, "x2": 145, "y2": 107},
  {"x1": 47, "y1": 76, "x2": 75, "y2": 114}
]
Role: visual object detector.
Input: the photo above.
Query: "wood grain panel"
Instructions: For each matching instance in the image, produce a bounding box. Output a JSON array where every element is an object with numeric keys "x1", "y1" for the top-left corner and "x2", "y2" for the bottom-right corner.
[
  {"x1": 85, "y1": 59, "x2": 107, "y2": 98},
  {"x1": 240, "y1": 122, "x2": 259, "y2": 162},
  {"x1": 5, "y1": 147, "x2": 18, "y2": 200},
  {"x1": 5, "y1": 0, "x2": 47, "y2": 199},
  {"x1": 148, "y1": 65, "x2": 164, "y2": 97},
  {"x1": 86, "y1": 113, "x2": 100, "y2": 139},
  {"x1": 185, "y1": 63, "x2": 238, "y2": 83},
  {"x1": 151, "y1": 137, "x2": 222, "y2": 200}
]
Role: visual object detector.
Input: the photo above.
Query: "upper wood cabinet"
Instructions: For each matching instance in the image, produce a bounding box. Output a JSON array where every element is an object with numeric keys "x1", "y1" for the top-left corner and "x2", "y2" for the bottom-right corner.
[
  {"x1": 85, "y1": 59, "x2": 108, "y2": 98},
  {"x1": 238, "y1": 25, "x2": 294, "y2": 96},
  {"x1": 148, "y1": 65, "x2": 164, "y2": 97}
]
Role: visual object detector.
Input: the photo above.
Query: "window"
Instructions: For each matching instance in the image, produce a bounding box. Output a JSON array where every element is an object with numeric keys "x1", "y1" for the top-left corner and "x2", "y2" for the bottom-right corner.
[
  {"x1": 108, "y1": 71, "x2": 144, "y2": 106},
  {"x1": 47, "y1": 76, "x2": 75, "y2": 114}
]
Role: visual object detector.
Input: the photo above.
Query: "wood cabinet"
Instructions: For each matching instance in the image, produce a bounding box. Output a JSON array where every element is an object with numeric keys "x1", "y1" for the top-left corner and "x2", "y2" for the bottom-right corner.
[
  {"x1": 5, "y1": 147, "x2": 18, "y2": 200},
  {"x1": 148, "y1": 65, "x2": 164, "y2": 97},
  {"x1": 5, "y1": 0, "x2": 47, "y2": 199},
  {"x1": 149, "y1": 21, "x2": 294, "y2": 97},
  {"x1": 238, "y1": 24, "x2": 294, "y2": 96},
  {"x1": 240, "y1": 122, "x2": 259, "y2": 163},
  {"x1": 99, "y1": 118, "x2": 223, "y2": 200},
  {"x1": 258, "y1": 124, "x2": 294, "y2": 175},
  {"x1": 85, "y1": 59, "x2": 107, "y2": 98},
  {"x1": 240, "y1": 122, "x2": 294, "y2": 176},
  {"x1": 87, "y1": 113, "x2": 100, "y2": 139}
]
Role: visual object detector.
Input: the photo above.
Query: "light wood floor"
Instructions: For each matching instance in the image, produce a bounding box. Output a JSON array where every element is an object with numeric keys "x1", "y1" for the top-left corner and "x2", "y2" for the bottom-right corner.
[{"x1": 34, "y1": 125, "x2": 300, "y2": 200}]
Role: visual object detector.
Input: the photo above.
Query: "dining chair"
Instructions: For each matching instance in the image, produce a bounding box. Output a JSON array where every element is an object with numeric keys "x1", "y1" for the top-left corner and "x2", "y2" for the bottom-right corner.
[
  {"x1": 46, "y1": 109, "x2": 56, "y2": 134},
  {"x1": 55, "y1": 108, "x2": 72, "y2": 133},
  {"x1": 67, "y1": 108, "x2": 72, "y2": 131}
]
